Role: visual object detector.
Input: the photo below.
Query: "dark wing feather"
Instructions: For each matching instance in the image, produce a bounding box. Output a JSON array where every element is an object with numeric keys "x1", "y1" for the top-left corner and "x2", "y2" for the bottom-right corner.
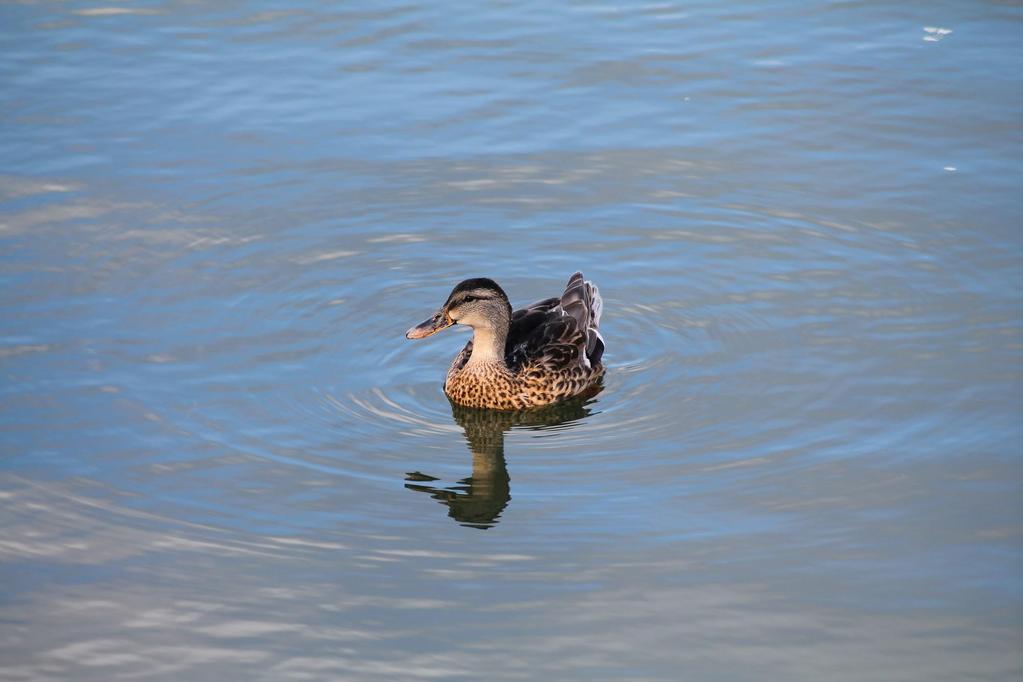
[
  {"x1": 504, "y1": 273, "x2": 604, "y2": 372},
  {"x1": 451, "y1": 339, "x2": 473, "y2": 372},
  {"x1": 505, "y1": 297, "x2": 559, "y2": 358}
]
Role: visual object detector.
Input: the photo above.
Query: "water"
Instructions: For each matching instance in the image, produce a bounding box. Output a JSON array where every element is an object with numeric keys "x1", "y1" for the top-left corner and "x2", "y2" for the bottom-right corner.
[{"x1": 2, "y1": 1, "x2": 1022, "y2": 679}]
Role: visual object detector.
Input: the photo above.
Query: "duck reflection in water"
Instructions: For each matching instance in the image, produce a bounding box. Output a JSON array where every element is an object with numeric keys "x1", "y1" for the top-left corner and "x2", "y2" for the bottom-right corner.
[{"x1": 405, "y1": 391, "x2": 600, "y2": 530}]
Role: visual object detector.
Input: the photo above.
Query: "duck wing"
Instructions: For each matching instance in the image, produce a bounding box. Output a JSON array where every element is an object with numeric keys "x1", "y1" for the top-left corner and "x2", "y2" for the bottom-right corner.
[
  {"x1": 505, "y1": 272, "x2": 604, "y2": 372},
  {"x1": 450, "y1": 338, "x2": 473, "y2": 373}
]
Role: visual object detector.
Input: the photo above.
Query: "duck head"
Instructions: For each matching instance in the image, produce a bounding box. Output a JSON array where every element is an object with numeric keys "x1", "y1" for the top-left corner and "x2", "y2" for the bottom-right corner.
[{"x1": 405, "y1": 278, "x2": 512, "y2": 339}]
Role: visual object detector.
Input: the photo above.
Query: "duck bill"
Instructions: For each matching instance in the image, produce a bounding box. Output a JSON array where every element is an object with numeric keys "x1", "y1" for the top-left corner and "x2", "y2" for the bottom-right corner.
[{"x1": 405, "y1": 310, "x2": 454, "y2": 339}]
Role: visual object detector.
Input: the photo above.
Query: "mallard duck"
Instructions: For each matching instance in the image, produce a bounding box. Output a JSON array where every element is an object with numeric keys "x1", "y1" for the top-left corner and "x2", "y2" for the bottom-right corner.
[{"x1": 405, "y1": 272, "x2": 605, "y2": 410}]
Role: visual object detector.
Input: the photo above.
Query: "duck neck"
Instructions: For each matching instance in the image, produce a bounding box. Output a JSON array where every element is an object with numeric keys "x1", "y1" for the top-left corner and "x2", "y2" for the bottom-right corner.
[{"x1": 467, "y1": 323, "x2": 508, "y2": 368}]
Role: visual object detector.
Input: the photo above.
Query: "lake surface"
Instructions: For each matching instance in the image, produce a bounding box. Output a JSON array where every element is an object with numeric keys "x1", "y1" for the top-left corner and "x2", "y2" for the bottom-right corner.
[{"x1": 2, "y1": 1, "x2": 1022, "y2": 679}]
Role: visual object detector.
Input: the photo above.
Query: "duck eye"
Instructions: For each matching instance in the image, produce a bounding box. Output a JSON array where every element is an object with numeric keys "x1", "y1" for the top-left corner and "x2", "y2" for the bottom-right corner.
[{"x1": 462, "y1": 296, "x2": 476, "y2": 304}]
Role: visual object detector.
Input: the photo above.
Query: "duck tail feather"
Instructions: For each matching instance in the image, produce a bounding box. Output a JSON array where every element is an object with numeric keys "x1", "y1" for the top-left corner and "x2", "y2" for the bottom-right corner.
[{"x1": 560, "y1": 272, "x2": 604, "y2": 367}]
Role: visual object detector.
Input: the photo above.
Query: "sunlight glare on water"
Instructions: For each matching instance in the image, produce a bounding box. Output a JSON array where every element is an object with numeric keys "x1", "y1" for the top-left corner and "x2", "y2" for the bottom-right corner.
[{"x1": 1, "y1": 1, "x2": 1021, "y2": 680}]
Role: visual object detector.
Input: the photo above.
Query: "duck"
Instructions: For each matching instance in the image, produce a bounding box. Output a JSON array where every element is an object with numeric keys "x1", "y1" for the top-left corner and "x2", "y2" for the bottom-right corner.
[{"x1": 405, "y1": 272, "x2": 605, "y2": 410}]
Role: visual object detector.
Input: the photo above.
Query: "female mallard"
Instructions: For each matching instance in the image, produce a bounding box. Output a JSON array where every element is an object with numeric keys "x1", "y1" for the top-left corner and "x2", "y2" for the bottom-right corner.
[{"x1": 406, "y1": 272, "x2": 605, "y2": 410}]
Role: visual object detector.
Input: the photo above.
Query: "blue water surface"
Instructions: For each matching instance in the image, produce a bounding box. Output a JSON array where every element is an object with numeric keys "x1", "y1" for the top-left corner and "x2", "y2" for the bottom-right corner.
[{"x1": 1, "y1": 1, "x2": 1021, "y2": 680}]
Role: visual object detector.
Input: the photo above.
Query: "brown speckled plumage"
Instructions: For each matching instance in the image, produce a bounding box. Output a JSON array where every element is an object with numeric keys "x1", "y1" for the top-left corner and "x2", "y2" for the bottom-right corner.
[{"x1": 406, "y1": 273, "x2": 605, "y2": 410}]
